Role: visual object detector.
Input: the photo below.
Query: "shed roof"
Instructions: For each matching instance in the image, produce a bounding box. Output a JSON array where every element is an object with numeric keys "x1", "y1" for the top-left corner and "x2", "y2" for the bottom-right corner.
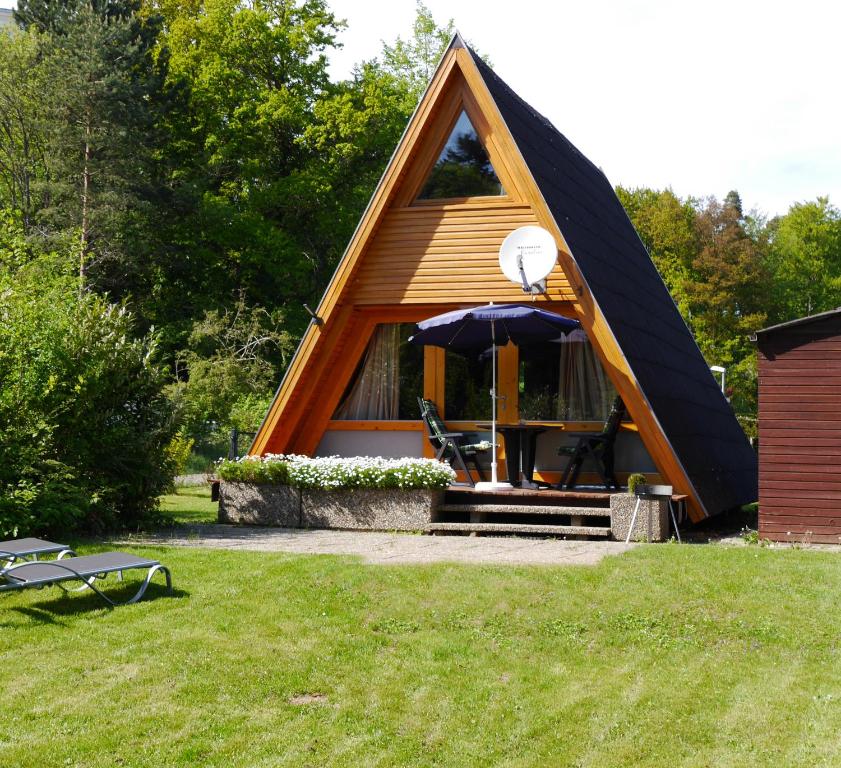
[
  {"x1": 752, "y1": 307, "x2": 841, "y2": 339},
  {"x1": 468, "y1": 48, "x2": 757, "y2": 515}
]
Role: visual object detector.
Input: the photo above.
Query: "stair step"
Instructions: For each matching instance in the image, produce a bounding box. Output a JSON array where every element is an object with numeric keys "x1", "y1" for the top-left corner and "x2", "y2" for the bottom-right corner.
[
  {"x1": 445, "y1": 486, "x2": 613, "y2": 501},
  {"x1": 439, "y1": 503, "x2": 609, "y2": 517},
  {"x1": 426, "y1": 522, "x2": 611, "y2": 537}
]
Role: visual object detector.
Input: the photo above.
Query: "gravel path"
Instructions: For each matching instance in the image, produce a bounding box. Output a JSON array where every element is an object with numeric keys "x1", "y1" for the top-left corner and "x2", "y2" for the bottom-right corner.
[{"x1": 127, "y1": 524, "x2": 635, "y2": 566}]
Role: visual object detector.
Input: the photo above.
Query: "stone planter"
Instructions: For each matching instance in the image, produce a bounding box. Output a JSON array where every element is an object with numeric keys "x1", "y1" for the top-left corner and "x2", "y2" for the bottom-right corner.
[
  {"x1": 301, "y1": 488, "x2": 443, "y2": 531},
  {"x1": 610, "y1": 493, "x2": 669, "y2": 542},
  {"x1": 217, "y1": 482, "x2": 442, "y2": 531},
  {"x1": 218, "y1": 482, "x2": 301, "y2": 527}
]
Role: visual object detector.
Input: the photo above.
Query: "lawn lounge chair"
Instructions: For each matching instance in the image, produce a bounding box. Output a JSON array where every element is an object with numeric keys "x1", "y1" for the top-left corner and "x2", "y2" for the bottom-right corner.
[
  {"x1": 0, "y1": 551, "x2": 172, "y2": 607},
  {"x1": 0, "y1": 537, "x2": 76, "y2": 567},
  {"x1": 418, "y1": 397, "x2": 490, "y2": 487}
]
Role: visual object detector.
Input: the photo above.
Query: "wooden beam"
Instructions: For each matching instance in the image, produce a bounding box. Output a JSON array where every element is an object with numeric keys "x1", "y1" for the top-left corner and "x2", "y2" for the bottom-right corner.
[{"x1": 497, "y1": 342, "x2": 519, "y2": 423}]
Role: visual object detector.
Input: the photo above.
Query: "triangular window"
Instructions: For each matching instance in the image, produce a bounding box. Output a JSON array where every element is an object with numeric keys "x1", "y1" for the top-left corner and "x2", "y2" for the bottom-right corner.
[{"x1": 417, "y1": 110, "x2": 504, "y2": 200}]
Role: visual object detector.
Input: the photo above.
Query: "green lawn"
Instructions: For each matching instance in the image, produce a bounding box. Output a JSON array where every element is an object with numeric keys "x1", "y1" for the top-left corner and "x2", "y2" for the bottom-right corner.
[
  {"x1": 3, "y1": 539, "x2": 841, "y2": 766},
  {"x1": 159, "y1": 484, "x2": 217, "y2": 525}
]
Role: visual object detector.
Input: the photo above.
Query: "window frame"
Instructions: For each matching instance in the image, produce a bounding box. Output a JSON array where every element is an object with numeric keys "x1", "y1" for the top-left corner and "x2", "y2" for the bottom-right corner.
[{"x1": 392, "y1": 78, "x2": 521, "y2": 208}]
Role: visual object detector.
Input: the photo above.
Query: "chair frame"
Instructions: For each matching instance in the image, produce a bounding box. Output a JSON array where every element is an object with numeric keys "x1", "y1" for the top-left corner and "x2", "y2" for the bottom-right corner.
[
  {"x1": 418, "y1": 397, "x2": 487, "y2": 487},
  {"x1": 556, "y1": 397, "x2": 626, "y2": 490},
  {"x1": 0, "y1": 552, "x2": 172, "y2": 608}
]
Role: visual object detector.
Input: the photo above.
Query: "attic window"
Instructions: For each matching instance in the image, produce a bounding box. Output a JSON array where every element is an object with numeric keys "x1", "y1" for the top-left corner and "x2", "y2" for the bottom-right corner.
[{"x1": 417, "y1": 110, "x2": 504, "y2": 200}]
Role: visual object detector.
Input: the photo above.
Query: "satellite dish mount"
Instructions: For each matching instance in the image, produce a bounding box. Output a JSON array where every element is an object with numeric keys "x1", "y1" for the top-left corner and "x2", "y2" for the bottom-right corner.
[{"x1": 499, "y1": 226, "x2": 557, "y2": 295}]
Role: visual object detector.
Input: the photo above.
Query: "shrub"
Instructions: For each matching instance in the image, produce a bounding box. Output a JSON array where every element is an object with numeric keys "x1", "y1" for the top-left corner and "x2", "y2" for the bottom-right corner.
[
  {"x1": 165, "y1": 430, "x2": 196, "y2": 478},
  {"x1": 0, "y1": 266, "x2": 178, "y2": 536},
  {"x1": 217, "y1": 455, "x2": 456, "y2": 490}
]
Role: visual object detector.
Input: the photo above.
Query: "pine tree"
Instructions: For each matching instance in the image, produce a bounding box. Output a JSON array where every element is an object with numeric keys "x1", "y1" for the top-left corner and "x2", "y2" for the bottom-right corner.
[{"x1": 20, "y1": 0, "x2": 168, "y2": 295}]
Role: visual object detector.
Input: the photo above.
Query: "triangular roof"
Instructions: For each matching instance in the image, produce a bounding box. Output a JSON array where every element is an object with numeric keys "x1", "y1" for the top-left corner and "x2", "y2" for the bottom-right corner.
[{"x1": 251, "y1": 35, "x2": 757, "y2": 519}]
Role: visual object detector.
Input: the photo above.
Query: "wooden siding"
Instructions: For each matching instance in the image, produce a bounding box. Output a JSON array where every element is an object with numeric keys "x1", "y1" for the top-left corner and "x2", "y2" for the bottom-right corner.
[
  {"x1": 352, "y1": 203, "x2": 574, "y2": 304},
  {"x1": 758, "y1": 328, "x2": 841, "y2": 543}
]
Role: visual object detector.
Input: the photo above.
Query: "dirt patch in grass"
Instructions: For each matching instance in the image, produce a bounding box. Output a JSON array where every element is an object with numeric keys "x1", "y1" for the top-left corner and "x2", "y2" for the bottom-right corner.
[{"x1": 289, "y1": 693, "x2": 329, "y2": 706}]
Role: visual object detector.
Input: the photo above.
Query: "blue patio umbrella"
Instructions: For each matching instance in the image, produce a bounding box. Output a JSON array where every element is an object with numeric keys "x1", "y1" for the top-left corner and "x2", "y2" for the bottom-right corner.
[{"x1": 410, "y1": 303, "x2": 579, "y2": 489}]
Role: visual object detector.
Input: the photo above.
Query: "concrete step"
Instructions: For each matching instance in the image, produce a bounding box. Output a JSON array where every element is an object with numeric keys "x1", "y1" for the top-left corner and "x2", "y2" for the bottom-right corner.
[
  {"x1": 426, "y1": 522, "x2": 611, "y2": 537},
  {"x1": 439, "y1": 503, "x2": 609, "y2": 517}
]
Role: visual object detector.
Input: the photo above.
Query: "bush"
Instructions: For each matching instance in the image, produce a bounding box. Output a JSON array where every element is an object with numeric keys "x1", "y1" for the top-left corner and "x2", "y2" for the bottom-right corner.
[
  {"x1": 0, "y1": 265, "x2": 178, "y2": 536},
  {"x1": 217, "y1": 455, "x2": 456, "y2": 490},
  {"x1": 165, "y1": 430, "x2": 195, "y2": 478}
]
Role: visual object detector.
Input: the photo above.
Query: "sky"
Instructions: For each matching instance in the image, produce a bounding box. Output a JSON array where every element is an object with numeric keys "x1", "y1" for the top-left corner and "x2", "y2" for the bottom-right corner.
[
  {"x1": 2, "y1": 0, "x2": 838, "y2": 218},
  {"x1": 325, "y1": 0, "x2": 841, "y2": 219}
]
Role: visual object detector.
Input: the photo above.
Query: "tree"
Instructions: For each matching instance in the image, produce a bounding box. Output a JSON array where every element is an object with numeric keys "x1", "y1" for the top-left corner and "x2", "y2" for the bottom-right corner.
[
  {"x1": 723, "y1": 189, "x2": 743, "y2": 218},
  {"x1": 169, "y1": 293, "x2": 295, "y2": 438},
  {"x1": 615, "y1": 186, "x2": 697, "y2": 314},
  {"x1": 0, "y1": 28, "x2": 49, "y2": 231},
  {"x1": 379, "y1": 1, "x2": 455, "y2": 103},
  {"x1": 139, "y1": 0, "x2": 344, "y2": 339},
  {"x1": 294, "y1": 3, "x2": 462, "y2": 287},
  {"x1": 684, "y1": 195, "x2": 770, "y2": 415},
  {"x1": 766, "y1": 197, "x2": 841, "y2": 321},
  {"x1": 10, "y1": 0, "x2": 170, "y2": 299}
]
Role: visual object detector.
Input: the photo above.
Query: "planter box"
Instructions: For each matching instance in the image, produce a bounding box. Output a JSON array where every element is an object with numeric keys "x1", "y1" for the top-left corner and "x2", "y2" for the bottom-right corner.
[
  {"x1": 218, "y1": 482, "x2": 301, "y2": 527},
  {"x1": 217, "y1": 482, "x2": 442, "y2": 531},
  {"x1": 301, "y1": 488, "x2": 443, "y2": 531},
  {"x1": 610, "y1": 493, "x2": 669, "y2": 542}
]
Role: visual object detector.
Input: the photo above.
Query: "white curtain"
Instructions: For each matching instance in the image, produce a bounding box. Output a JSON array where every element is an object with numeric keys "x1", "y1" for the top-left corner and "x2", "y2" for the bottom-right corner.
[
  {"x1": 556, "y1": 329, "x2": 616, "y2": 421},
  {"x1": 333, "y1": 325, "x2": 400, "y2": 420}
]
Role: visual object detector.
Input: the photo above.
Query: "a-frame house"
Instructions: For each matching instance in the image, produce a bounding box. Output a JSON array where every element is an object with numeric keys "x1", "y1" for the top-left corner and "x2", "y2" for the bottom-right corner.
[{"x1": 250, "y1": 35, "x2": 757, "y2": 522}]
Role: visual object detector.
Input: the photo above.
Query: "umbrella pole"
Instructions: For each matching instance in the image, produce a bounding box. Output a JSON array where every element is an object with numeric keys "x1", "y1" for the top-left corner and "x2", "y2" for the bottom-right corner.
[
  {"x1": 491, "y1": 319, "x2": 498, "y2": 486},
  {"x1": 476, "y1": 319, "x2": 511, "y2": 491}
]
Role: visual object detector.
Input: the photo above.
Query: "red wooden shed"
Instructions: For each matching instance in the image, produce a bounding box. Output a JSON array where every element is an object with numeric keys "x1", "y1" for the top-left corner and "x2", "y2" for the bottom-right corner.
[{"x1": 753, "y1": 309, "x2": 841, "y2": 543}]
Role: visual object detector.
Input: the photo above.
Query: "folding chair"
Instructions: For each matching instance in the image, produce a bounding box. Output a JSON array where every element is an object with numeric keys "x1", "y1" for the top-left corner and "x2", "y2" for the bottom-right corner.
[
  {"x1": 556, "y1": 396, "x2": 626, "y2": 490},
  {"x1": 418, "y1": 397, "x2": 490, "y2": 487}
]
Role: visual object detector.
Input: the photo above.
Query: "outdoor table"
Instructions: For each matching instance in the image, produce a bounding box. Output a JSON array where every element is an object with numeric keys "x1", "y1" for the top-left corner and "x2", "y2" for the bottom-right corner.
[{"x1": 477, "y1": 423, "x2": 547, "y2": 489}]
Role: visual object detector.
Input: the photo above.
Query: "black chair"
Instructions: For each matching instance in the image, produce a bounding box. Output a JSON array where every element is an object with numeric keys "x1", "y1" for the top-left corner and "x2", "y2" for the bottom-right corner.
[
  {"x1": 418, "y1": 397, "x2": 490, "y2": 487},
  {"x1": 555, "y1": 396, "x2": 626, "y2": 490}
]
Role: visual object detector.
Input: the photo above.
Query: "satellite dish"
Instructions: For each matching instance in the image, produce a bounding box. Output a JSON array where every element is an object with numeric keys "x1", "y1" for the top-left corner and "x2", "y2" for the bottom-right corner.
[{"x1": 499, "y1": 226, "x2": 557, "y2": 294}]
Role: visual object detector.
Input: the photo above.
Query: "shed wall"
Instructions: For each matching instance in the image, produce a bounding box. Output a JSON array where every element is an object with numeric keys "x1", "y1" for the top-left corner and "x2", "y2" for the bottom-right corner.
[{"x1": 758, "y1": 323, "x2": 841, "y2": 543}]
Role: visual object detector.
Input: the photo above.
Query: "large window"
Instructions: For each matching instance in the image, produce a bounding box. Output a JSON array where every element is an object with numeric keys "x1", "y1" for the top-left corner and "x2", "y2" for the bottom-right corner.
[
  {"x1": 333, "y1": 324, "x2": 423, "y2": 420},
  {"x1": 518, "y1": 330, "x2": 617, "y2": 421},
  {"x1": 417, "y1": 110, "x2": 504, "y2": 200},
  {"x1": 444, "y1": 348, "x2": 493, "y2": 421}
]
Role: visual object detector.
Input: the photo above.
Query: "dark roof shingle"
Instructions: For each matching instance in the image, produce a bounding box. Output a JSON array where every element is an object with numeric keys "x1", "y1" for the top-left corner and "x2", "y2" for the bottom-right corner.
[{"x1": 471, "y1": 51, "x2": 757, "y2": 515}]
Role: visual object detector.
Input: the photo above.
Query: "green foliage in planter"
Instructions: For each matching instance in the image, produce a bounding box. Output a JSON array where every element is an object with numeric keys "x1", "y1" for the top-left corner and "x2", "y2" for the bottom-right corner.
[
  {"x1": 217, "y1": 455, "x2": 455, "y2": 490},
  {"x1": 217, "y1": 457, "x2": 290, "y2": 485},
  {"x1": 627, "y1": 473, "x2": 648, "y2": 495}
]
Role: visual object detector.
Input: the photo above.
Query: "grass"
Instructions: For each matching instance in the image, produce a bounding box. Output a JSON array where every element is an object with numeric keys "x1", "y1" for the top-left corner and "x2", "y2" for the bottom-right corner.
[
  {"x1": 3, "y1": 538, "x2": 841, "y2": 766},
  {"x1": 159, "y1": 485, "x2": 217, "y2": 525}
]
